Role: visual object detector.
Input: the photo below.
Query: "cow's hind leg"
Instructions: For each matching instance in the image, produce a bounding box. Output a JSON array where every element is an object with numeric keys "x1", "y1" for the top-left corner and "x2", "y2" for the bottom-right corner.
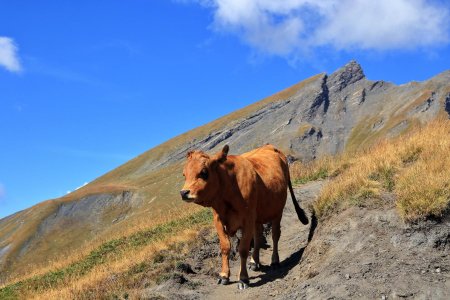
[
  {"x1": 213, "y1": 211, "x2": 231, "y2": 285},
  {"x1": 270, "y1": 215, "x2": 282, "y2": 269},
  {"x1": 249, "y1": 223, "x2": 263, "y2": 271}
]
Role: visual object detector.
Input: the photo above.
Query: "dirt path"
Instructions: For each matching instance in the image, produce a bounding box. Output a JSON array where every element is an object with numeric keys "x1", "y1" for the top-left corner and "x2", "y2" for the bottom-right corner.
[
  {"x1": 143, "y1": 180, "x2": 450, "y2": 299},
  {"x1": 142, "y1": 181, "x2": 323, "y2": 299},
  {"x1": 204, "y1": 180, "x2": 323, "y2": 300}
]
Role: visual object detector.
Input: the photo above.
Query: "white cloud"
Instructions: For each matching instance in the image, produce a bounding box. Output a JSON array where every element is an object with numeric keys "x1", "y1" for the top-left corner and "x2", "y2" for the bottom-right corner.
[
  {"x1": 0, "y1": 37, "x2": 22, "y2": 72},
  {"x1": 314, "y1": 0, "x2": 450, "y2": 50},
  {"x1": 191, "y1": 0, "x2": 450, "y2": 56}
]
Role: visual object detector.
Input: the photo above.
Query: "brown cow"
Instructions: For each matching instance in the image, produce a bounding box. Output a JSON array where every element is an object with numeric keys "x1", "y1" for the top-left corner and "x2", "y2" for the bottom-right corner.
[{"x1": 180, "y1": 144, "x2": 308, "y2": 289}]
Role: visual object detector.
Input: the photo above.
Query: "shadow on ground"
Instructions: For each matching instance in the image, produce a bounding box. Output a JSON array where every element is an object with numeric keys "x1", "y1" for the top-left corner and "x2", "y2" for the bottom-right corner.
[{"x1": 249, "y1": 213, "x2": 318, "y2": 288}]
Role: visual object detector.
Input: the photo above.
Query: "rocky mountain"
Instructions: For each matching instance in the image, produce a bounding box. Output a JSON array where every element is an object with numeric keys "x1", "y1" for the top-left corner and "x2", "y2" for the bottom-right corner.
[{"x1": 1, "y1": 61, "x2": 449, "y2": 282}]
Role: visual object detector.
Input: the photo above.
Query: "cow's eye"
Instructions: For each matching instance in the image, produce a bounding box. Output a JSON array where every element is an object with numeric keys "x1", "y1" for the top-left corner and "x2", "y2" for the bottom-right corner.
[{"x1": 199, "y1": 169, "x2": 209, "y2": 180}]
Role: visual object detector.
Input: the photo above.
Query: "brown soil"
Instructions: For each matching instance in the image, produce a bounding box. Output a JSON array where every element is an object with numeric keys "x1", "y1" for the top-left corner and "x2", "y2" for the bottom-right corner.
[{"x1": 140, "y1": 181, "x2": 450, "y2": 300}]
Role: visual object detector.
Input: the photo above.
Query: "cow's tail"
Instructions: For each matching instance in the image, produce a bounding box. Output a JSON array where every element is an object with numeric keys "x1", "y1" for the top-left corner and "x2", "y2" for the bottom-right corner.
[{"x1": 288, "y1": 177, "x2": 309, "y2": 225}]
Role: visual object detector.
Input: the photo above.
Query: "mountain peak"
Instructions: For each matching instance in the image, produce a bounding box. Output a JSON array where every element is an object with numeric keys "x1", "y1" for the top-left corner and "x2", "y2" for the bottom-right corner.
[{"x1": 329, "y1": 60, "x2": 365, "y2": 91}]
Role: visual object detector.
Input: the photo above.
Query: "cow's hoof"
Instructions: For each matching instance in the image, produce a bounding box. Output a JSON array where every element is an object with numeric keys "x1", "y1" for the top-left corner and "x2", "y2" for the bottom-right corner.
[
  {"x1": 217, "y1": 276, "x2": 229, "y2": 285},
  {"x1": 237, "y1": 279, "x2": 249, "y2": 290},
  {"x1": 270, "y1": 262, "x2": 281, "y2": 270},
  {"x1": 249, "y1": 262, "x2": 261, "y2": 271}
]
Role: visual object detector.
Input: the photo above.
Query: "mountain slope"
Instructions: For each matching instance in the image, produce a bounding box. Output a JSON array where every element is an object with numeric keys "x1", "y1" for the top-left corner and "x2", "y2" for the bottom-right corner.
[
  {"x1": 1, "y1": 61, "x2": 449, "y2": 282},
  {"x1": 2, "y1": 118, "x2": 449, "y2": 299}
]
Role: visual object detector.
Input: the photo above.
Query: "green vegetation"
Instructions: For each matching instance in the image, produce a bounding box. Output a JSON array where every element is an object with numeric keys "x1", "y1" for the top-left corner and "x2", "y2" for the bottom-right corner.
[
  {"x1": 0, "y1": 209, "x2": 212, "y2": 299},
  {"x1": 290, "y1": 156, "x2": 344, "y2": 185},
  {"x1": 293, "y1": 167, "x2": 329, "y2": 185},
  {"x1": 368, "y1": 165, "x2": 396, "y2": 192}
]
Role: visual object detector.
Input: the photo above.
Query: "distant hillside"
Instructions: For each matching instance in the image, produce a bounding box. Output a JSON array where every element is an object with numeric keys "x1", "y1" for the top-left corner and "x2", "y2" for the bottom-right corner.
[{"x1": 1, "y1": 61, "x2": 449, "y2": 283}]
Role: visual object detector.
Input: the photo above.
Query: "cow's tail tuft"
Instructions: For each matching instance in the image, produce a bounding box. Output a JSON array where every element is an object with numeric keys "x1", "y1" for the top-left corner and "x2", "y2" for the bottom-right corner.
[{"x1": 288, "y1": 177, "x2": 309, "y2": 225}]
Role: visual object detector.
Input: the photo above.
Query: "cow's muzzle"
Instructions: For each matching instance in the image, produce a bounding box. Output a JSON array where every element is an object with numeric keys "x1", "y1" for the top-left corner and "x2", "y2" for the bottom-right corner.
[{"x1": 180, "y1": 189, "x2": 192, "y2": 201}]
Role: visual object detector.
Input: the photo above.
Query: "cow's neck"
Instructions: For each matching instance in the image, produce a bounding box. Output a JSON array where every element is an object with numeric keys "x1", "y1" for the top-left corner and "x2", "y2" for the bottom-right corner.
[{"x1": 210, "y1": 162, "x2": 245, "y2": 234}]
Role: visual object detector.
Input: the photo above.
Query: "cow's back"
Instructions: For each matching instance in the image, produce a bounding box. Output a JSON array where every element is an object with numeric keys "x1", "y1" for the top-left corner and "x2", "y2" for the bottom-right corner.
[{"x1": 241, "y1": 144, "x2": 289, "y2": 223}]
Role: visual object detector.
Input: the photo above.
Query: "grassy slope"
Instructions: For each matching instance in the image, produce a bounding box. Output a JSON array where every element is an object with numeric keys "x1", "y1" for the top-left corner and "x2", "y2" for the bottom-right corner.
[
  {"x1": 346, "y1": 80, "x2": 450, "y2": 153},
  {"x1": 0, "y1": 74, "x2": 323, "y2": 282},
  {"x1": 0, "y1": 209, "x2": 212, "y2": 299},
  {"x1": 292, "y1": 118, "x2": 450, "y2": 221}
]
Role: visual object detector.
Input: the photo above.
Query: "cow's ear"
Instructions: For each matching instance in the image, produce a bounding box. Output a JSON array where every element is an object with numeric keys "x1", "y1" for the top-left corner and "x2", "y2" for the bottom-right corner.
[
  {"x1": 217, "y1": 145, "x2": 229, "y2": 163},
  {"x1": 186, "y1": 150, "x2": 194, "y2": 159}
]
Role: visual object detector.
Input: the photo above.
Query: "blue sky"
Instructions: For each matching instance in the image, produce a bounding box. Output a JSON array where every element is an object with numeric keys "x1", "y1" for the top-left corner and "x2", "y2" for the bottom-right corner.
[{"x1": 1, "y1": 0, "x2": 450, "y2": 218}]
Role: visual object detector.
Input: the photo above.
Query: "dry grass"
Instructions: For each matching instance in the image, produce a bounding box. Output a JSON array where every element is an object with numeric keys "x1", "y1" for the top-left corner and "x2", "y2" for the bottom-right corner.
[
  {"x1": 28, "y1": 228, "x2": 205, "y2": 300},
  {"x1": 0, "y1": 209, "x2": 212, "y2": 299},
  {"x1": 2, "y1": 203, "x2": 202, "y2": 287},
  {"x1": 297, "y1": 123, "x2": 314, "y2": 137},
  {"x1": 344, "y1": 87, "x2": 435, "y2": 153},
  {"x1": 305, "y1": 118, "x2": 450, "y2": 222},
  {"x1": 291, "y1": 156, "x2": 343, "y2": 185}
]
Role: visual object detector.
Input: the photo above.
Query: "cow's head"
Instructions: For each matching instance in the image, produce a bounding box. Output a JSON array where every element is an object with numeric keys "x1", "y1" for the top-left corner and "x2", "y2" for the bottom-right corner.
[{"x1": 180, "y1": 145, "x2": 229, "y2": 207}]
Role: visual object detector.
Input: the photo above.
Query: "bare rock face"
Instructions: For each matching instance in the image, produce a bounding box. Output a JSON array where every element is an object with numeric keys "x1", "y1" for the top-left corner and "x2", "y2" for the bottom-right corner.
[
  {"x1": 15, "y1": 191, "x2": 140, "y2": 259},
  {"x1": 139, "y1": 60, "x2": 447, "y2": 163},
  {"x1": 328, "y1": 60, "x2": 365, "y2": 92}
]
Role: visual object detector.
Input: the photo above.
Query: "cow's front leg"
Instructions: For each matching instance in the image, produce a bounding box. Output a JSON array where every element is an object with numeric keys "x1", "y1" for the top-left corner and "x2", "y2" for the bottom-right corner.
[
  {"x1": 237, "y1": 226, "x2": 253, "y2": 289},
  {"x1": 213, "y1": 211, "x2": 231, "y2": 285}
]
